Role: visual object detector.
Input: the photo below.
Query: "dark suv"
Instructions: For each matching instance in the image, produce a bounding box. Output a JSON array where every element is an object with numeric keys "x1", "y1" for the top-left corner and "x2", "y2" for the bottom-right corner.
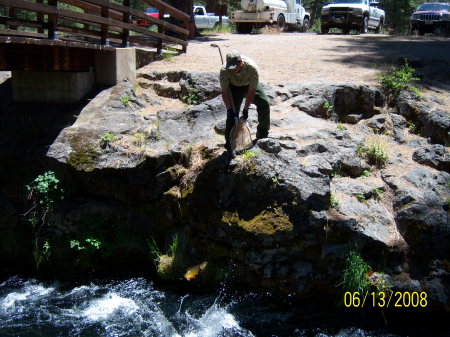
[{"x1": 410, "y1": 2, "x2": 450, "y2": 35}]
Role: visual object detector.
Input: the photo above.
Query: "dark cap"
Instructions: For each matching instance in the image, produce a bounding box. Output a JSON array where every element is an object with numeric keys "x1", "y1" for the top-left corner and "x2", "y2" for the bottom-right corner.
[{"x1": 225, "y1": 50, "x2": 241, "y2": 70}]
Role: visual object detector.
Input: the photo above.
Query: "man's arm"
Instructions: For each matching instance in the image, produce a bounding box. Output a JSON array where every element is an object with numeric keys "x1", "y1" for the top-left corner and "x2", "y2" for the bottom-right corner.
[
  {"x1": 243, "y1": 88, "x2": 256, "y2": 110},
  {"x1": 222, "y1": 89, "x2": 232, "y2": 110}
]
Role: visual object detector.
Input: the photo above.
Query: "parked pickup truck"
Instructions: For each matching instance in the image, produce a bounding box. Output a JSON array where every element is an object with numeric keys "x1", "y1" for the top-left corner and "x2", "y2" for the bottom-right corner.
[
  {"x1": 320, "y1": 0, "x2": 385, "y2": 34},
  {"x1": 193, "y1": 5, "x2": 229, "y2": 29}
]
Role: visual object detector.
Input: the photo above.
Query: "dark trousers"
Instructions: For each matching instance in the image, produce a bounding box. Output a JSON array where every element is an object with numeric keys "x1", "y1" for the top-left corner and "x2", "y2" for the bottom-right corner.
[{"x1": 225, "y1": 83, "x2": 270, "y2": 148}]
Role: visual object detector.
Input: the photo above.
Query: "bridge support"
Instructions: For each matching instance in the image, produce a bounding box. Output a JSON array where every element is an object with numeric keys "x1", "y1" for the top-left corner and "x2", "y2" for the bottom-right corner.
[
  {"x1": 95, "y1": 48, "x2": 136, "y2": 86},
  {"x1": 12, "y1": 69, "x2": 95, "y2": 103},
  {"x1": 3, "y1": 42, "x2": 137, "y2": 103}
]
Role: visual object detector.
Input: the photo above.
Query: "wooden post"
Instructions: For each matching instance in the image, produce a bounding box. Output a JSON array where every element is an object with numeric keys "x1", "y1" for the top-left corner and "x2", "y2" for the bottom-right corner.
[
  {"x1": 121, "y1": 0, "x2": 130, "y2": 47},
  {"x1": 100, "y1": 2, "x2": 110, "y2": 45},
  {"x1": 182, "y1": 18, "x2": 188, "y2": 53},
  {"x1": 8, "y1": 7, "x2": 17, "y2": 30},
  {"x1": 48, "y1": 0, "x2": 58, "y2": 40},
  {"x1": 36, "y1": 0, "x2": 44, "y2": 34},
  {"x1": 156, "y1": 8, "x2": 165, "y2": 54}
]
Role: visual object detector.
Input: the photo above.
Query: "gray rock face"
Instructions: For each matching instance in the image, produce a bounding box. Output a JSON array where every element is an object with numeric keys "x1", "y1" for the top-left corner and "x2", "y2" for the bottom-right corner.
[
  {"x1": 413, "y1": 144, "x2": 450, "y2": 172},
  {"x1": 280, "y1": 82, "x2": 383, "y2": 123},
  {"x1": 40, "y1": 74, "x2": 450, "y2": 308},
  {"x1": 396, "y1": 91, "x2": 450, "y2": 145}
]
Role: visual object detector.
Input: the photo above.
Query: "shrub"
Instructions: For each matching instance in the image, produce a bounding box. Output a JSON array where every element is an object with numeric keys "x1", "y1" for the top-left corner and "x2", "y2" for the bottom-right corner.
[
  {"x1": 342, "y1": 249, "x2": 371, "y2": 294},
  {"x1": 380, "y1": 60, "x2": 419, "y2": 99},
  {"x1": 366, "y1": 140, "x2": 389, "y2": 167},
  {"x1": 148, "y1": 234, "x2": 180, "y2": 280},
  {"x1": 26, "y1": 171, "x2": 64, "y2": 213}
]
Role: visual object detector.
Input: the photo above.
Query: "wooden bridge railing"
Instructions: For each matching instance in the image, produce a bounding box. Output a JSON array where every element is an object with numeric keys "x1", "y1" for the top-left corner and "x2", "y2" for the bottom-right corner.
[{"x1": 0, "y1": 0, "x2": 189, "y2": 53}]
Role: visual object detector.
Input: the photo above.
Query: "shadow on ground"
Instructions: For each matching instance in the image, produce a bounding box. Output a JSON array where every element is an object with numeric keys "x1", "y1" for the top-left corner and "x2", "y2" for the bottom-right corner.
[{"x1": 321, "y1": 35, "x2": 450, "y2": 91}]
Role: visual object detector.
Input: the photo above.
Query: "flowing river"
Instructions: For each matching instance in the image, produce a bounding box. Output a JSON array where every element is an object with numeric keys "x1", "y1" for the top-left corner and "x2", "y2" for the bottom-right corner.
[{"x1": 0, "y1": 277, "x2": 435, "y2": 337}]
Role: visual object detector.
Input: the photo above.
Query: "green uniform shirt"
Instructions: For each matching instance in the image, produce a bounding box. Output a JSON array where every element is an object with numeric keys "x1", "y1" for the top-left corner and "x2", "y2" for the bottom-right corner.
[{"x1": 219, "y1": 55, "x2": 259, "y2": 90}]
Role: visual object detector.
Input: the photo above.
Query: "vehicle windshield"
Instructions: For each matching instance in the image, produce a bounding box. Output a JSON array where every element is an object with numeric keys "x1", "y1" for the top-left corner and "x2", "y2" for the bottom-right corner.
[
  {"x1": 330, "y1": 0, "x2": 365, "y2": 4},
  {"x1": 417, "y1": 3, "x2": 450, "y2": 11},
  {"x1": 145, "y1": 8, "x2": 158, "y2": 13}
]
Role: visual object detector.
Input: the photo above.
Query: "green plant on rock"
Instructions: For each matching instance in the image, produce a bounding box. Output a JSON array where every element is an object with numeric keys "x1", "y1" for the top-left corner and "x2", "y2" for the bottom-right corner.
[
  {"x1": 406, "y1": 120, "x2": 417, "y2": 134},
  {"x1": 337, "y1": 123, "x2": 346, "y2": 132},
  {"x1": 120, "y1": 95, "x2": 131, "y2": 105},
  {"x1": 242, "y1": 150, "x2": 259, "y2": 160},
  {"x1": 322, "y1": 100, "x2": 333, "y2": 115},
  {"x1": 380, "y1": 60, "x2": 419, "y2": 99},
  {"x1": 148, "y1": 234, "x2": 180, "y2": 280},
  {"x1": 373, "y1": 188, "x2": 384, "y2": 200},
  {"x1": 330, "y1": 193, "x2": 339, "y2": 208},
  {"x1": 341, "y1": 249, "x2": 371, "y2": 294},
  {"x1": 181, "y1": 91, "x2": 200, "y2": 105},
  {"x1": 99, "y1": 131, "x2": 117, "y2": 148},
  {"x1": 356, "y1": 193, "x2": 366, "y2": 201},
  {"x1": 410, "y1": 86, "x2": 422, "y2": 100},
  {"x1": 366, "y1": 139, "x2": 389, "y2": 168},
  {"x1": 360, "y1": 170, "x2": 372, "y2": 178},
  {"x1": 133, "y1": 132, "x2": 147, "y2": 148}
]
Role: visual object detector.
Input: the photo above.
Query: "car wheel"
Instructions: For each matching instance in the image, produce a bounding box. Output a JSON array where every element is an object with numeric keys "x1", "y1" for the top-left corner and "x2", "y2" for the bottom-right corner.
[
  {"x1": 434, "y1": 26, "x2": 445, "y2": 36},
  {"x1": 321, "y1": 25, "x2": 329, "y2": 34},
  {"x1": 301, "y1": 18, "x2": 309, "y2": 32},
  {"x1": 375, "y1": 18, "x2": 383, "y2": 33},
  {"x1": 277, "y1": 14, "x2": 286, "y2": 31},
  {"x1": 360, "y1": 16, "x2": 368, "y2": 33}
]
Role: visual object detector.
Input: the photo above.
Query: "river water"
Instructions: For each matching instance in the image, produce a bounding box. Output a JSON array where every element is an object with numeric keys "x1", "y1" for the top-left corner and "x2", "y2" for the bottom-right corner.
[{"x1": 0, "y1": 277, "x2": 434, "y2": 337}]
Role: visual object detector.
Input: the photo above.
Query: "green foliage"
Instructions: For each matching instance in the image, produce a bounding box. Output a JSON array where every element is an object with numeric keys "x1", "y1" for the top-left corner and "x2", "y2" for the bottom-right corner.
[
  {"x1": 242, "y1": 150, "x2": 259, "y2": 160},
  {"x1": 100, "y1": 131, "x2": 117, "y2": 148},
  {"x1": 366, "y1": 140, "x2": 389, "y2": 167},
  {"x1": 342, "y1": 249, "x2": 371, "y2": 294},
  {"x1": 322, "y1": 100, "x2": 333, "y2": 113},
  {"x1": 330, "y1": 193, "x2": 339, "y2": 208},
  {"x1": 356, "y1": 193, "x2": 366, "y2": 201},
  {"x1": 120, "y1": 95, "x2": 131, "y2": 105},
  {"x1": 337, "y1": 123, "x2": 346, "y2": 132},
  {"x1": 410, "y1": 86, "x2": 422, "y2": 100},
  {"x1": 133, "y1": 132, "x2": 147, "y2": 147},
  {"x1": 181, "y1": 91, "x2": 200, "y2": 105},
  {"x1": 373, "y1": 188, "x2": 384, "y2": 200},
  {"x1": 26, "y1": 171, "x2": 64, "y2": 212},
  {"x1": 406, "y1": 120, "x2": 417, "y2": 134},
  {"x1": 148, "y1": 234, "x2": 180, "y2": 280},
  {"x1": 70, "y1": 237, "x2": 102, "y2": 251},
  {"x1": 360, "y1": 170, "x2": 372, "y2": 178},
  {"x1": 380, "y1": 61, "x2": 419, "y2": 98},
  {"x1": 201, "y1": 24, "x2": 232, "y2": 35}
]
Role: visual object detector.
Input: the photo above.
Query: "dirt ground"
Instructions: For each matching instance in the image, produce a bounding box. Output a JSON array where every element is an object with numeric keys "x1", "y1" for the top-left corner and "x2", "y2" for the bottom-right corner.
[{"x1": 141, "y1": 32, "x2": 450, "y2": 104}]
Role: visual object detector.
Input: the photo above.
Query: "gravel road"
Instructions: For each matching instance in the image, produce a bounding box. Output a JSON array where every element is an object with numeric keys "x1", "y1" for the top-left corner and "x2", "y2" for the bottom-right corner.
[{"x1": 141, "y1": 32, "x2": 450, "y2": 96}]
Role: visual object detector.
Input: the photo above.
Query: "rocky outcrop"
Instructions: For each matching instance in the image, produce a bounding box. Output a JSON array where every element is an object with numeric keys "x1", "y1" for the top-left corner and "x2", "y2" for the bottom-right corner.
[
  {"x1": 7, "y1": 72, "x2": 449, "y2": 309},
  {"x1": 278, "y1": 82, "x2": 383, "y2": 123}
]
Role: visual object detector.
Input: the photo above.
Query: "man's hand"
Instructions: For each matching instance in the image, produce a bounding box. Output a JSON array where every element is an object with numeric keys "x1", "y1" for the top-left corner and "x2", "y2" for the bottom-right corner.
[
  {"x1": 242, "y1": 108, "x2": 249, "y2": 120},
  {"x1": 227, "y1": 108, "x2": 237, "y2": 119}
]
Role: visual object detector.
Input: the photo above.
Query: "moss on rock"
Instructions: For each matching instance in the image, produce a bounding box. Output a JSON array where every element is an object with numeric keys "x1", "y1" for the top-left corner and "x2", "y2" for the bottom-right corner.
[
  {"x1": 222, "y1": 207, "x2": 292, "y2": 235},
  {"x1": 68, "y1": 145, "x2": 100, "y2": 172}
]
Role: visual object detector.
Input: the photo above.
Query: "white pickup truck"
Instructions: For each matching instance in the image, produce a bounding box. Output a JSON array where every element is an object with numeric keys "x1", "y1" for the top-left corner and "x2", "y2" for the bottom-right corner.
[
  {"x1": 320, "y1": 0, "x2": 385, "y2": 34},
  {"x1": 193, "y1": 5, "x2": 229, "y2": 30}
]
